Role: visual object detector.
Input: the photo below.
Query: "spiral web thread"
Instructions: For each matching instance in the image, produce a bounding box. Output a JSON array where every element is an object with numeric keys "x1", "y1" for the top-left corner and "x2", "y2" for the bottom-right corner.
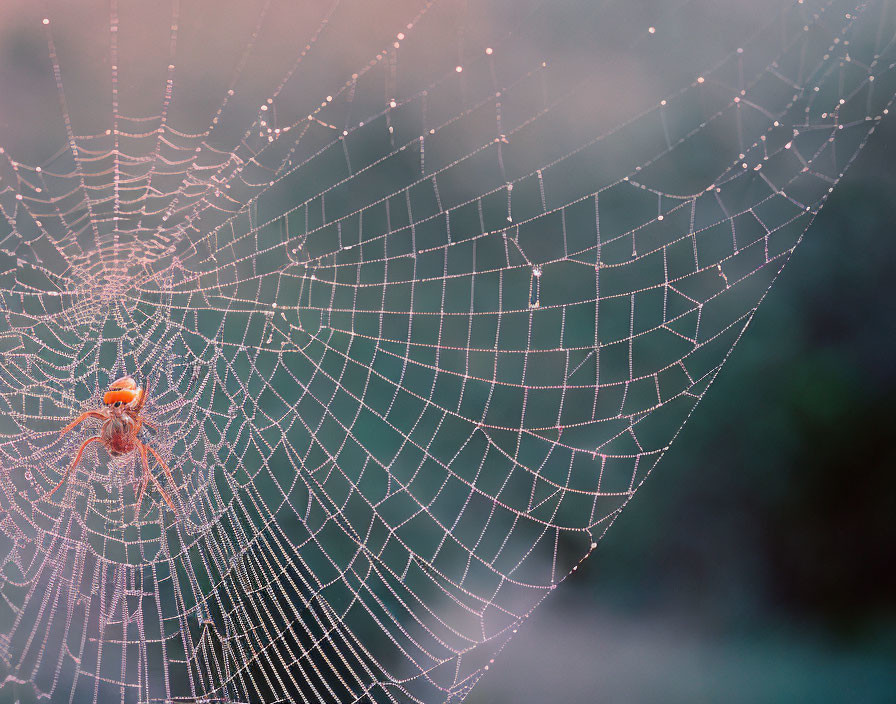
[{"x1": 0, "y1": 0, "x2": 891, "y2": 701}]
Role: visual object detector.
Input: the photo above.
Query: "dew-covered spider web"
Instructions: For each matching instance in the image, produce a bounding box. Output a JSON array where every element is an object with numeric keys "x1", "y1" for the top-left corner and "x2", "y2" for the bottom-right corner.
[{"x1": 0, "y1": 0, "x2": 892, "y2": 701}]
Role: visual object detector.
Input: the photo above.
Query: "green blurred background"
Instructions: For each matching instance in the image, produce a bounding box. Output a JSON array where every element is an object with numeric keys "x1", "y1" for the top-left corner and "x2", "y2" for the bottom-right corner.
[{"x1": 467, "y1": 91, "x2": 896, "y2": 704}]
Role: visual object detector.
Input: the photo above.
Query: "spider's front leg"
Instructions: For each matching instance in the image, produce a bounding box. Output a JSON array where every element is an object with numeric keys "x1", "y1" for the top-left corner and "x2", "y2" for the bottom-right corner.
[
  {"x1": 44, "y1": 436, "x2": 103, "y2": 501},
  {"x1": 60, "y1": 410, "x2": 107, "y2": 438}
]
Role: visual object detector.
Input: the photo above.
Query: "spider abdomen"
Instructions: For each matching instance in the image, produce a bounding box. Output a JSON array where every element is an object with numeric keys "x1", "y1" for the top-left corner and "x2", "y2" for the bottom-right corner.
[{"x1": 102, "y1": 416, "x2": 139, "y2": 455}]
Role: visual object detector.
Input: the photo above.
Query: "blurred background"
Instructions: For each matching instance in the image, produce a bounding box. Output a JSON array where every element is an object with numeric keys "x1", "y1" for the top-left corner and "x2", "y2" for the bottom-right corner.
[{"x1": 467, "y1": 101, "x2": 896, "y2": 703}]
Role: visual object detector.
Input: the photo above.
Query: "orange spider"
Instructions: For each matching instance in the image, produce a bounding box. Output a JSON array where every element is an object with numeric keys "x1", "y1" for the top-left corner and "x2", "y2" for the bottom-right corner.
[{"x1": 46, "y1": 376, "x2": 177, "y2": 518}]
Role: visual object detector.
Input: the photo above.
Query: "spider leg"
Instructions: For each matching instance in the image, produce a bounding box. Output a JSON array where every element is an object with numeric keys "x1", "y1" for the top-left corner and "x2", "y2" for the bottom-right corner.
[
  {"x1": 133, "y1": 381, "x2": 148, "y2": 414},
  {"x1": 60, "y1": 411, "x2": 107, "y2": 438},
  {"x1": 139, "y1": 442, "x2": 177, "y2": 515},
  {"x1": 135, "y1": 445, "x2": 151, "y2": 521},
  {"x1": 146, "y1": 446, "x2": 177, "y2": 498},
  {"x1": 44, "y1": 436, "x2": 102, "y2": 501},
  {"x1": 126, "y1": 413, "x2": 156, "y2": 436},
  {"x1": 149, "y1": 473, "x2": 177, "y2": 515}
]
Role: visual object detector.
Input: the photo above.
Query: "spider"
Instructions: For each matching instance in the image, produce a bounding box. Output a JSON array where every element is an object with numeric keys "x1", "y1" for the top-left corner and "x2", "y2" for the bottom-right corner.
[{"x1": 46, "y1": 376, "x2": 177, "y2": 518}]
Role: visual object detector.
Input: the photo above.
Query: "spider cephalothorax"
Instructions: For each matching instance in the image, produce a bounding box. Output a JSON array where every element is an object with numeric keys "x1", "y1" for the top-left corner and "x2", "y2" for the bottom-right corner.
[{"x1": 46, "y1": 376, "x2": 177, "y2": 518}]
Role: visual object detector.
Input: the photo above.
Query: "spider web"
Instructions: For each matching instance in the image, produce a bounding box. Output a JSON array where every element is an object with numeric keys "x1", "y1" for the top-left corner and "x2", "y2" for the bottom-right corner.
[{"x1": 0, "y1": 0, "x2": 891, "y2": 702}]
